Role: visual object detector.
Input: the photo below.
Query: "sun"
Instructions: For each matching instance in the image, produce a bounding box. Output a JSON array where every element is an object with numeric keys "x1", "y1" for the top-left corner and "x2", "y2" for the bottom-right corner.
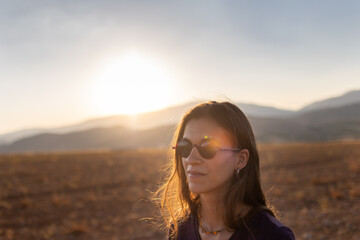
[{"x1": 91, "y1": 52, "x2": 177, "y2": 115}]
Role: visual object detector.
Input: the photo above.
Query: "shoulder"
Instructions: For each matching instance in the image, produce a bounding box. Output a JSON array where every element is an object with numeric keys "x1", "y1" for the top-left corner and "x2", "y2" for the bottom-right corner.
[{"x1": 250, "y1": 210, "x2": 295, "y2": 240}]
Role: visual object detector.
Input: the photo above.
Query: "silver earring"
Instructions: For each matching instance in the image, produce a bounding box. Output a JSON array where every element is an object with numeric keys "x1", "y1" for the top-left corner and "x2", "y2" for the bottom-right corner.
[{"x1": 236, "y1": 168, "x2": 240, "y2": 175}]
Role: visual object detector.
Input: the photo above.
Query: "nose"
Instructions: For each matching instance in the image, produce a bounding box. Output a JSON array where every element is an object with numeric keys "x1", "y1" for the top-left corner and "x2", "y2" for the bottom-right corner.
[{"x1": 185, "y1": 145, "x2": 202, "y2": 164}]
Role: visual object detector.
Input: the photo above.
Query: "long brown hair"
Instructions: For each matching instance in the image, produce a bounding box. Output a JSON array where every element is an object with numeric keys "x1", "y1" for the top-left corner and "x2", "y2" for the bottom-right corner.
[{"x1": 153, "y1": 101, "x2": 274, "y2": 238}]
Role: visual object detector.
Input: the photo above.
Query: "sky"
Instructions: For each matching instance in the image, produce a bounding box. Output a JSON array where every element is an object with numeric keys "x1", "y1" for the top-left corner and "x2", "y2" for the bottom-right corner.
[{"x1": 1, "y1": 0, "x2": 360, "y2": 134}]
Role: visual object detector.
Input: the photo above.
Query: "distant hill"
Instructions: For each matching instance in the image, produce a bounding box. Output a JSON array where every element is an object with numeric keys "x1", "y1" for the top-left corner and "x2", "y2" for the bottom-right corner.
[
  {"x1": 0, "y1": 102, "x2": 194, "y2": 145},
  {"x1": 237, "y1": 103, "x2": 294, "y2": 118},
  {"x1": 0, "y1": 101, "x2": 291, "y2": 144},
  {"x1": 251, "y1": 103, "x2": 360, "y2": 142},
  {"x1": 1, "y1": 89, "x2": 360, "y2": 152},
  {"x1": 0, "y1": 128, "x2": 45, "y2": 145},
  {"x1": 299, "y1": 90, "x2": 360, "y2": 112},
  {"x1": 0, "y1": 125, "x2": 174, "y2": 153},
  {"x1": 1, "y1": 102, "x2": 360, "y2": 153}
]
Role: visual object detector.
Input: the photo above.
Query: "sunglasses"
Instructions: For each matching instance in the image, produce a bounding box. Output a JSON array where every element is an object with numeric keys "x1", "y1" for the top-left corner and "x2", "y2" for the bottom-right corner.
[{"x1": 172, "y1": 137, "x2": 241, "y2": 159}]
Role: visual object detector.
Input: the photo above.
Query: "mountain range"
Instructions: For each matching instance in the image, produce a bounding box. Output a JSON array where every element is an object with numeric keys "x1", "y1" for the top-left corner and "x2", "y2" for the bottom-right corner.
[{"x1": 1, "y1": 90, "x2": 360, "y2": 153}]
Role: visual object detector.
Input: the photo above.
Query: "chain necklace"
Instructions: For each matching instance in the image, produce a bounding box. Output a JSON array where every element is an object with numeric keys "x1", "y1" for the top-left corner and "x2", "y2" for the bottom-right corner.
[{"x1": 198, "y1": 210, "x2": 226, "y2": 235}]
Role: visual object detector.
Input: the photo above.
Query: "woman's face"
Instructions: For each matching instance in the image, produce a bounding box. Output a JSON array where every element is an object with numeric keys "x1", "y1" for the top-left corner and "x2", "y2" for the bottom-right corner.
[{"x1": 181, "y1": 117, "x2": 238, "y2": 195}]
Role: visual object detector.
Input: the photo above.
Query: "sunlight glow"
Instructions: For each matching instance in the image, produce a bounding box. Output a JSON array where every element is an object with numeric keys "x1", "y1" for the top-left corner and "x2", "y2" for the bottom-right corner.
[{"x1": 91, "y1": 52, "x2": 177, "y2": 115}]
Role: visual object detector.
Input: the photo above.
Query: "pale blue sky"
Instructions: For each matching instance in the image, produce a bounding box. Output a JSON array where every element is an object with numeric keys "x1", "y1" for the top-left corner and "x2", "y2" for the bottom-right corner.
[{"x1": 1, "y1": 0, "x2": 360, "y2": 134}]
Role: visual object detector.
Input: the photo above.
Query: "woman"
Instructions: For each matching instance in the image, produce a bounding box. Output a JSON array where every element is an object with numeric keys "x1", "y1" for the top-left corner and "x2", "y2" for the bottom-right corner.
[{"x1": 154, "y1": 101, "x2": 295, "y2": 240}]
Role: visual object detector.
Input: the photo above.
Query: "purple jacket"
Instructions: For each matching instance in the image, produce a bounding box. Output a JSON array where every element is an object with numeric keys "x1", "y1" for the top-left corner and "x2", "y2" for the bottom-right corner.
[{"x1": 171, "y1": 209, "x2": 295, "y2": 240}]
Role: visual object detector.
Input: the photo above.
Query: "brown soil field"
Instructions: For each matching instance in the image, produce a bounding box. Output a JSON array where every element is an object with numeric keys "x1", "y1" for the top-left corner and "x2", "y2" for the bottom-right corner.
[{"x1": 0, "y1": 141, "x2": 359, "y2": 240}]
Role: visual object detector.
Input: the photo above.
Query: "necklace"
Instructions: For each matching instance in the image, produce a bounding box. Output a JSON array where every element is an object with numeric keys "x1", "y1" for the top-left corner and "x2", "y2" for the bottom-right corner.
[{"x1": 198, "y1": 210, "x2": 225, "y2": 235}]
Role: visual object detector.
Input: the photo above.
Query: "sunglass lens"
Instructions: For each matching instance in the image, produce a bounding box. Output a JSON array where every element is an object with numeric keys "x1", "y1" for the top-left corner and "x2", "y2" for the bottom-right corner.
[
  {"x1": 199, "y1": 140, "x2": 217, "y2": 159},
  {"x1": 177, "y1": 139, "x2": 192, "y2": 158}
]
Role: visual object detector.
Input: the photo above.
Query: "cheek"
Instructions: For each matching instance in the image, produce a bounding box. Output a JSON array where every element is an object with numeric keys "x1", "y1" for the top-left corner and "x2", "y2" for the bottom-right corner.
[{"x1": 208, "y1": 157, "x2": 235, "y2": 179}]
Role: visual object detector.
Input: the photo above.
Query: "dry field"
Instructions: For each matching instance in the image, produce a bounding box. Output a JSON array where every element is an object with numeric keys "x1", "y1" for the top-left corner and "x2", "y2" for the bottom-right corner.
[{"x1": 0, "y1": 141, "x2": 360, "y2": 240}]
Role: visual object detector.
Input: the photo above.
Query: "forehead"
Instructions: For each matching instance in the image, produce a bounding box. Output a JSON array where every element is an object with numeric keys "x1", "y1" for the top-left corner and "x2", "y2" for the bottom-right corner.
[{"x1": 183, "y1": 118, "x2": 233, "y2": 145}]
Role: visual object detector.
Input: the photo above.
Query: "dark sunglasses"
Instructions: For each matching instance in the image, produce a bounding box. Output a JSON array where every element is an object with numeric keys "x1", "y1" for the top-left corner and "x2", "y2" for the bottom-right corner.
[{"x1": 172, "y1": 138, "x2": 241, "y2": 159}]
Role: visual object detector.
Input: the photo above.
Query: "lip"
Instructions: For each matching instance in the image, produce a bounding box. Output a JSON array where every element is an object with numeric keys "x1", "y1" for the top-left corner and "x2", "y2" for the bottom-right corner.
[{"x1": 187, "y1": 170, "x2": 206, "y2": 178}]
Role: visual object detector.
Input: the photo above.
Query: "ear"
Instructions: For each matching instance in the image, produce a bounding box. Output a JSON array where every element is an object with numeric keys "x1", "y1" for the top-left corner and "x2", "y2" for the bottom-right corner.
[{"x1": 235, "y1": 149, "x2": 249, "y2": 170}]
